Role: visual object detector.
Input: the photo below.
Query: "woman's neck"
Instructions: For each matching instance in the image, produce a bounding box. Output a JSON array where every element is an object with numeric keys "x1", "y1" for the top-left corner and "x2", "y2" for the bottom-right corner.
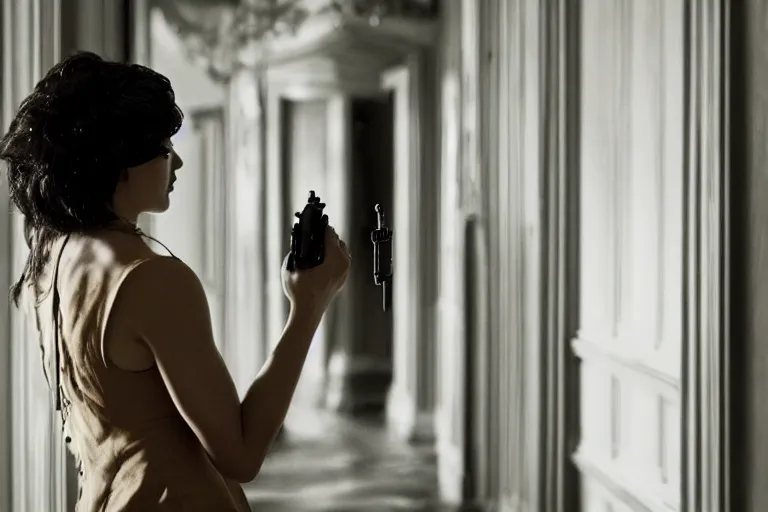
[
  {"x1": 110, "y1": 193, "x2": 140, "y2": 226},
  {"x1": 107, "y1": 217, "x2": 143, "y2": 236}
]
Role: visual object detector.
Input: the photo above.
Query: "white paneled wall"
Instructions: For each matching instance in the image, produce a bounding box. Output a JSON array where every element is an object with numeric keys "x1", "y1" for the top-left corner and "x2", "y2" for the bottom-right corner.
[
  {"x1": 432, "y1": 0, "x2": 722, "y2": 510},
  {"x1": 573, "y1": 0, "x2": 685, "y2": 510}
]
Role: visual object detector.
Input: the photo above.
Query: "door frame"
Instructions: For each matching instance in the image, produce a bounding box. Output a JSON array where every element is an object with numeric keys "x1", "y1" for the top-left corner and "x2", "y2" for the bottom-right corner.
[
  {"x1": 681, "y1": 0, "x2": 731, "y2": 510},
  {"x1": 380, "y1": 54, "x2": 438, "y2": 442},
  {"x1": 263, "y1": 83, "x2": 354, "y2": 401},
  {"x1": 262, "y1": 48, "x2": 398, "y2": 358},
  {"x1": 539, "y1": 1, "x2": 582, "y2": 510}
]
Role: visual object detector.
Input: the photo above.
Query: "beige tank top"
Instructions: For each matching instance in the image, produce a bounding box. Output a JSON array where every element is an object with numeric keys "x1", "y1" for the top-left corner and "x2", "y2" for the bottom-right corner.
[{"x1": 28, "y1": 231, "x2": 249, "y2": 512}]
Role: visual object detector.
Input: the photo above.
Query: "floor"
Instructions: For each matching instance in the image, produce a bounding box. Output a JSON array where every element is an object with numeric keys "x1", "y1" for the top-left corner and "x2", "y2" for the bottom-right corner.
[{"x1": 243, "y1": 407, "x2": 468, "y2": 512}]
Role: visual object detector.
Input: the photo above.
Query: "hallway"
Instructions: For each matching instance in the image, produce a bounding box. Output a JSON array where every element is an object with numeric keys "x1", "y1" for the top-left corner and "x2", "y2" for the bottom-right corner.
[
  {"x1": 0, "y1": 1, "x2": 741, "y2": 511},
  {"x1": 244, "y1": 409, "x2": 468, "y2": 512}
]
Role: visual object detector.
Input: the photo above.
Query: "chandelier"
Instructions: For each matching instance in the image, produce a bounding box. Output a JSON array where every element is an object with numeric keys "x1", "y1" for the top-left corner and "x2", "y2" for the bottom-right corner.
[{"x1": 156, "y1": 0, "x2": 437, "y2": 79}]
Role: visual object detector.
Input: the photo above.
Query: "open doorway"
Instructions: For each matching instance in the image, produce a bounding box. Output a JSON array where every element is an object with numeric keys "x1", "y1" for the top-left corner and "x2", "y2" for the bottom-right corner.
[
  {"x1": 280, "y1": 93, "x2": 395, "y2": 417},
  {"x1": 336, "y1": 94, "x2": 395, "y2": 415}
]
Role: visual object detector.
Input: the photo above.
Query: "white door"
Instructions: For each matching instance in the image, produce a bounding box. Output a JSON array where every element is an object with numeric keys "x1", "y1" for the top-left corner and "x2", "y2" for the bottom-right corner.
[{"x1": 573, "y1": 0, "x2": 685, "y2": 509}]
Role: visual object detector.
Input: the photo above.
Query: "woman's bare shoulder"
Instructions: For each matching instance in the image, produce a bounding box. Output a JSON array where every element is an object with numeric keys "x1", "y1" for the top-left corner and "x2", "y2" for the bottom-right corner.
[
  {"x1": 72, "y1": 230, "x2": 171, "y2": 267},
  {"x1": 105, "y1": 255, "x2": 205, "y2": 360},
  {"x1": 112, "y1": 255, "x2": 203, "y2": 317}
]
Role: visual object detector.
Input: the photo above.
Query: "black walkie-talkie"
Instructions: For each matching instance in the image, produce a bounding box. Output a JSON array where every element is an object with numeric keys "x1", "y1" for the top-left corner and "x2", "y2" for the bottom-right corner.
[
  {"x1": 287, "y1": 190, "x2": 328, "y2": 271},
  {"x1": 370, "y1": 204, "x2": 393, "y2": 311}
]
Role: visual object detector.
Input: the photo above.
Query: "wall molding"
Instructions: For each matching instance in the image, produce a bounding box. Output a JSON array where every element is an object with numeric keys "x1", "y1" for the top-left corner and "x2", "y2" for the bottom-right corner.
[
  {"x1": 571, "y1": 338, "x2": 680, "y2": 396},
  {"x1": 681, "y1": 0, "x2": 731, "y2": 510},
  {"x1": 573, "y1": 448, "x2": 679, "y2": 511}
]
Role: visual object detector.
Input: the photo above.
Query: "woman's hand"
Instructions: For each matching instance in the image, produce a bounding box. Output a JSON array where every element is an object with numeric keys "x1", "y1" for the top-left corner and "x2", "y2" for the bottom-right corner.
[{"x1": 281, "y1": 226, "x2": 351, "y2": 315}]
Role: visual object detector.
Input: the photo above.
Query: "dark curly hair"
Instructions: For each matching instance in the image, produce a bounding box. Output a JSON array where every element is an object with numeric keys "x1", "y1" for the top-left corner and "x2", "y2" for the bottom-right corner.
[{"x1": 0, "y1": 51, "x2": 183, "y2": 305}]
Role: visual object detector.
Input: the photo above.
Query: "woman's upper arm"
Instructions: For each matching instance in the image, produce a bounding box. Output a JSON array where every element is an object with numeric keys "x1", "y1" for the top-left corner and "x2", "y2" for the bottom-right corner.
[{"x1": 111, "y1": 257, "x2": 251, "y2": 480}]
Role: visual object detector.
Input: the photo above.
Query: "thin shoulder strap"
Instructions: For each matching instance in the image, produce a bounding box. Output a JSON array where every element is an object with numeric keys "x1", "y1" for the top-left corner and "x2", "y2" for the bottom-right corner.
[
  {"x1": 141, "y1": 232, "x2": 179, "y2": 261},
  {"x1": 52, "y1": 233, "x2": 72, "y2": 412}
]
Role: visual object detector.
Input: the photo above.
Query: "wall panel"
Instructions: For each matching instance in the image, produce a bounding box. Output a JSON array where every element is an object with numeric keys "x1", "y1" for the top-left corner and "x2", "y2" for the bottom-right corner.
[{"x1": 573, "y1": 1, "x2": 685, "y2": 510}]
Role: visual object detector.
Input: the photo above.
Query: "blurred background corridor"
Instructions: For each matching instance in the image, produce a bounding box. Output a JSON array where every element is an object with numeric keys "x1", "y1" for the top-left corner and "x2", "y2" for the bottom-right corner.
[{"x1": 0, "y1": 0, "x2": 763, "y2": 511}]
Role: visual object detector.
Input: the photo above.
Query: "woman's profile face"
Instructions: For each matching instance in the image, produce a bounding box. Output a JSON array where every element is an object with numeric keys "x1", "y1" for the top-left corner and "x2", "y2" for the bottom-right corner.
[{"x1": 115, "y1": 139, "x2": 184, "y2": 218}]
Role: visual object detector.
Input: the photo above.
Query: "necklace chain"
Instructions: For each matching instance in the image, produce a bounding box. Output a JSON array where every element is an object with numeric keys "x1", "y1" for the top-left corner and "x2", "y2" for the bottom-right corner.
[{"x1": 112, "y1": 218, "x2": 145, "y2": 237}]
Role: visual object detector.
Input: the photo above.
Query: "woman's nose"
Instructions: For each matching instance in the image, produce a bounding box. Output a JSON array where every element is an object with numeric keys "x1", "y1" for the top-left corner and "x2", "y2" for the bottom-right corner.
[{"x1": 172, "y1": 150, "x2": 183, "y2": 170}]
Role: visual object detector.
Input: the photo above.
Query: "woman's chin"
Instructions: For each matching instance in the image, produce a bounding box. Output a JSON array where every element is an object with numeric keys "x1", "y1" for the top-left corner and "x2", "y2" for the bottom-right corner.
[{"x1": 144, "y1": 198, "x2": 171, "y2": 214}]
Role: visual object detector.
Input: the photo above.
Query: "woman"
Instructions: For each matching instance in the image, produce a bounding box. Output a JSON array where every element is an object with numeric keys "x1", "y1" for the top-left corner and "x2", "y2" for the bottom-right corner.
[{"x1": 1, "y1": 52, "x2": 350, "y2": 511}]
